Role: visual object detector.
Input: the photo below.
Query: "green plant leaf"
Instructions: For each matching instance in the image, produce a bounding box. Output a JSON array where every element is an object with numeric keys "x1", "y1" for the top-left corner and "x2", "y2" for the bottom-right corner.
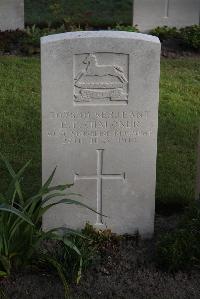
[
  {"x1": 0, "y1": 156, "x2": 95, "y2": 283},
  {"x1": 42, "y1": 192, "x2": 81, "y2": 206},
  {"x1": 47, "y1": 183, "x2": 74, "y2": 192},
  {"x1": 8, "y1": 217, "x2": 32, "y2": 243},
  {"x1": 38, "y1": 254, "x2": 70, "y2": 298},
  {"x1": 0, "y1": 204, "x2": 34, "y2": 226},
  {"x1": 0, "y1": 256, "x2": 11, "y2": 276},
  {"x1": 42, "y1": 192, "x2": 68, "y2": 205},
  {"x1": 0, "y1": 271, "x2": 8, "y2": 277},
  {"x1": 63, "y1": 238, "x2": 83, "y2": 283},
  {"x1": 24, "y1": 193, "x2": 42, "y2": 214},
  {"x1": 46, "y1": 227, "x2": 88, "y2": 240},
  {"x1": 41, "y1": 167, "x2": 57, "y2": 191},
  {"x1": 38, "y1": 198, "x2": 106, "y2": 222},
  {"x1": 0, "y1": 285, "x2": 8, "y2": 299},
  {"x1": 63, "y1": 237, "x2": 81, "y2": 256},
  {"x1": 77, "y1": 257, "x2": 83, "y2": 284},
  {"x1": 2, "y1": 234, "x2": 8, "y2": 257},
  {"x1": 0, "y1": 153, "x2": 31, "y2": 205},
  {"x1": 41, "y1": 168, "x2": 74, "y2": 195},
  {"x1": 0, "y1": 153, "x2": 16, "y2": 178},
  {"x1": 0, "y1": 193, "x2": 7, "y2": 204}
]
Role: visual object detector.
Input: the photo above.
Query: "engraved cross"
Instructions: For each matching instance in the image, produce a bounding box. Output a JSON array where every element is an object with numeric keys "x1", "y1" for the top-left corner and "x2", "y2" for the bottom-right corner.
[{"x1": 74, "y1": 149, "x2": 125, "y2": 226}]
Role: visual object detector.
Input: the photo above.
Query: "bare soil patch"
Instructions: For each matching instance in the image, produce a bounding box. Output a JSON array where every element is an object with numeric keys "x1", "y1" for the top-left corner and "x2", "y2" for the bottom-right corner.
[{"x1": 1, "y1": 214, "x2": 200, "y2": 299}]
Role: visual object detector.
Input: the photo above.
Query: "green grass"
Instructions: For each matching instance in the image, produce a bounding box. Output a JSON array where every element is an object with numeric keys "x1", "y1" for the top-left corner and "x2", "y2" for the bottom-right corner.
[
  {"x1": 25, "y1": 0, "x2": 133, "y2": 27},
  {"x1": 157, "y1": 58, "x2": 200, "y2": 208},
  {"x1": 0, "y1": 57, "x2": 41, "y2": 195},
  {"x1": 0, "y1": 56, "x2": 199, "y2": 209}
]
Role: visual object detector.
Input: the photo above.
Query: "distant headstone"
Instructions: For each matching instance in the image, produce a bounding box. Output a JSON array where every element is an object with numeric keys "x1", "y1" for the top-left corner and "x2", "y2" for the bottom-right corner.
[
  {"x1": 0, "y1": 0, "x2": 24, "y2": 31},
  {"x1": 41, "y1": 31, "x2": 160, "y2": 237},
  {"x1": 133, "y1": 0, "x2": 199, "y2": 32}
]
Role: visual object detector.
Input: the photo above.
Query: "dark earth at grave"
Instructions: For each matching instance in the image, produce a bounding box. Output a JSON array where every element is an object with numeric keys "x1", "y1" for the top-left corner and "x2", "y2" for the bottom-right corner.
[{"x1": 1, "y1": 213, "x2": 200, "y2": 299}]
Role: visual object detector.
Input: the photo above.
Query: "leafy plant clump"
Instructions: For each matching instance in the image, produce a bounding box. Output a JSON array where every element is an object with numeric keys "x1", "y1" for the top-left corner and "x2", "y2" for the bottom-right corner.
[
  {"x1": 0, "y1": 27, "x2": 64, "y2": 55},
  {"x1": 0, "y1": 153, "x2": 96, "y2": 296},
  {"x1": 150, "y1": 26, "x2": 179, "y2": 41},
  {"x1": 0, "y1": 23, "x2": 139, "y2": 55},
  {"x1": 150, "y1": 25, "x2": 200, "y2": 50},
  {"x1": 50, "y1": 223, "x2": 121, "y2": 282},
  {"x1": 26, "y1": 0, "x2": 133, "y2": 28},
  {"x1": 0, "y1": 30, "x2": 27, "y2": 53},
  {"x1": 179, "y1": 25, "x2": 200, "y2": 50},
  {"x1": 0, "y1": 24, "x2": 82, "y2": 55},
  {"x1": 114, "y1": 24, "x2": 139, "y2": 32},
  {"x1": 21, "y1": 25, "x2": 67, "y2": 54},
  {"x1": 156, "y1": 202, "x2": 200, "y2": 271}
]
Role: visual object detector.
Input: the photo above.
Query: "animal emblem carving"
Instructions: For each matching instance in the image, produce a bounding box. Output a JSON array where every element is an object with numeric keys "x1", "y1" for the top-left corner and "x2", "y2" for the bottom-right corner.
[
  {"x1": 74, "y1": 53, "x2": 128, "y2": 105},
  {"x1": 75, "y1": 54, "x2": 128, "y2": 84}
]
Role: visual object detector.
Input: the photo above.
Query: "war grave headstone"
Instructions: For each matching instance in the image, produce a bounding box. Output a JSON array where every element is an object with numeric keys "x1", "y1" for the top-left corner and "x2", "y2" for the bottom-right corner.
[
  {"x1": 133, "y1": 0, "x2": 199, "y2": 32},
  {"x1": 0, "y1": 0, "x2": 24, "y2": 31},
  {"x1": 41, "y1": 31, "x2": 160, "y2": 237}
]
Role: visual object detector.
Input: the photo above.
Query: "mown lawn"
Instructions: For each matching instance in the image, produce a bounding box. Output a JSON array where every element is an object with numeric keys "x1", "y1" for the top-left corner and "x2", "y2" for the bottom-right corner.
[
  {"x1": 157, "y1": 58, "x2": 200, "y2": 208},
  {"x1": 0, "y1": 57, "x2": 41, "y2": 195},
  {"x1": 25, "y1": 0, "x2": 132, "y2": 27},
  {"x1": 0, "y1": 56, "x2": 199, "y2": 209}
]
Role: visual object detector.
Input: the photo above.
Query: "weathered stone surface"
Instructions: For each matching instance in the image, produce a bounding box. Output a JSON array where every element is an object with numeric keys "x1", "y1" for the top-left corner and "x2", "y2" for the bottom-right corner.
[
  {"x1": 41, "y1": 31, "x2": 160, "y2": 237},
  {"x1": 133, "y1": 0, "x2": 199, "y2": 32},
  {"x1": 0, "y1": 0, "x2": 24, "y2": 31}
]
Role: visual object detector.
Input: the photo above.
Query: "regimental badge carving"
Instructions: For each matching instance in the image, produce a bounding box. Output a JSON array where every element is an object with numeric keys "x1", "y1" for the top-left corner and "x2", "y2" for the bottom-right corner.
[{"x1": 74, "y1": 53, "x2": 129, "y2": 105}]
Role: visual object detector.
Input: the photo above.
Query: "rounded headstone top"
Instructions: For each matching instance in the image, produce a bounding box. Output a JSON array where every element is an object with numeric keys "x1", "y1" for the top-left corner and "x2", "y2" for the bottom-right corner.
[{"x1": 41, "y1": 30, "x2": 160, "y2": 44}]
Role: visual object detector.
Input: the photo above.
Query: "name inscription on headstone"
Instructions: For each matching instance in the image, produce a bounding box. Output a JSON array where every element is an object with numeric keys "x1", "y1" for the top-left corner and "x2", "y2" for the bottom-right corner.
[{"x1": 47, "y1": 110, "x2": 152, "y2": 145}]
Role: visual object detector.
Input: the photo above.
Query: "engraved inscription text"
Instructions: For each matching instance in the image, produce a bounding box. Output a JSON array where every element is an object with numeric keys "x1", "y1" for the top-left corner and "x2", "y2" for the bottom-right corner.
[{"x1": 47, "y1": 110, "x2": 152, "y2": 145}]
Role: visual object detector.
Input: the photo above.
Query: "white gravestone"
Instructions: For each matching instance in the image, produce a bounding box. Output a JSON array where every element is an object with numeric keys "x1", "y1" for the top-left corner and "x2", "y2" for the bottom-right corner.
[
  {"x1": 0, "y1": 0, "x2": 24, "y2": 31},
  {"x1": 41, "y1": 31, "x2": 160, "y2": 237},
  {"x1": 133, "y1": 0, "x2": 199, "y2": 32}
]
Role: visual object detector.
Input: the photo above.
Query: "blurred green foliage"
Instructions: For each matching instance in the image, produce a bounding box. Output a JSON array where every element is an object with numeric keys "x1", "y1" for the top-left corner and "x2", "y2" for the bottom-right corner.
[{"x1": 25, "y1": 0, "x2": 133, "y2": 27}]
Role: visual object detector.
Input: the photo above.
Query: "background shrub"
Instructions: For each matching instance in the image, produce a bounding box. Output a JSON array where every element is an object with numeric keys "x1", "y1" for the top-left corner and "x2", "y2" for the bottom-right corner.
[
  {"x1": 25, "y1": 0, "x2": 133, "y2": 28},
  {"x1": 0, "y1": 30, "x2": 27, "y2": 53},
  {"x1": 179, "y1": 25, "x2": 200, "y2": 50},
  {"x1": 156, "y1": 203, "x2": 200, "y2": 271},
  {"x1": 114, "y1": 24, "x2": 139, "y2": 32},
  {"x1": 150, "y1": 26, "x2": 179, "y2": 41},
  {"x1": 150, "y1": 25, "x2": 200, "y2": 50}
]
